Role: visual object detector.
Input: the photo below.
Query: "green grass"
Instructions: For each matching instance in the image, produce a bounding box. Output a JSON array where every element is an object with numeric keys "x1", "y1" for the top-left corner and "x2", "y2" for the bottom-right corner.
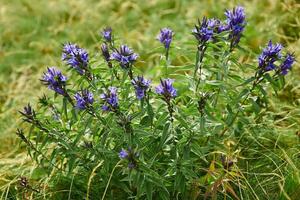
[{"x1": 0, "y1": 0, "x2": 299, "y2": 198}]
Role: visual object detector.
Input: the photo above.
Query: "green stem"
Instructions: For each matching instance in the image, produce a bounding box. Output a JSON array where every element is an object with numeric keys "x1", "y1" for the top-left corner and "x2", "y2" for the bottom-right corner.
[{"x1": 101, "y1": 161, "x2": 122, "y2": 200}]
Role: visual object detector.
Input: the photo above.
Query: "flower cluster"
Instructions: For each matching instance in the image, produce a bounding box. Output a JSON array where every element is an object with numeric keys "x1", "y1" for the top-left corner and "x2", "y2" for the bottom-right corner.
[
  {"x1": 258, "y1": 40, "x2": 283, "y2": 71},
  {"x1": 155, "y1": 78, "x2": 177, "y2": 100},
  {"x1": 19, "y1": 104, "x2": 36, "y2": 123},
  {"x1": 258, "y1": 40, "x2": 295, "y2": 75},
  {"x1": 119, "y1": 148, "x2": 139, "y2": 169},
  {"x1": 157, "y1": 28, "x2": 174, "y2": 50},
  {"x1": 110, "y1": 45, "x2": 138, "y2": 69},
  {"x1": 101, "y1": 27, "x2": 112, "y2": 43},
  {"x1": 192, "y1": 17, "x2": 218, "y2": 45},
  {"x1": 280, "y1": 53, "x2": 295, "y2": 75},
  {"x1": 224, "y1": 6, "x2": 246, "y2": 48},
  {"x1": 131, "y1": 76, "x2": 151, "y2": 100},
  {"x1": 74, "y1": 89, "x2": 94, "y2": 110},
  {"x1": 41, "y1": 67, "x2": 67, "y2": 95},
  {"x1": 62, "y1": 43, "x2": 89, "y2": 75},
  {"x1": 100, "y1": 87, "x2": 118, "y2": 111}
]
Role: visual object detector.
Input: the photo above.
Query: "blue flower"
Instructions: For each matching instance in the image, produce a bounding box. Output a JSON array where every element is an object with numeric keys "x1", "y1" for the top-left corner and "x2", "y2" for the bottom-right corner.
[
  {"x1": 62, "y1": 43, "x2": 89, "y2": 75},
  {"x1": 19, "y1": 104, "x2": 36, "y2": 123},
  {"x1": 131, "y1": 76, "x2": 151, "y2": 100},
  {"x1": 119, "y1": 149, "x2": 129, "y2": 159},
  {"x1": 119, "y1": 148, "x2": 139, "y2": 169},
  {"x1": 280, "y1": 53, "x2": 295, "y2": 75},
  {"x1": 41, "y1": 67, "x2": 67, "y2": 95},
  {"x1": 101, "y1": 43, "x2": 110, "y2": 63},
  {"x1": 192, "y1": 17, "x2": 219, "y2": 44},
  {"x1": 100, "y1": 87, "x2": 118, "y2": 111},
  {"x1": 155, "y1": 79, "x2": 177, "y2": 99},
  {"x1": 157, "y1": 28, "x2": 174, "y2": 49},
  {"x1": 224, "y1": 6, "x2": 246, "y2": 48},
  {"x1": 110, "y1": 45, "x2": 138, "y2": 69},
  {"x1": 258, "y1": 40, "x2": 283, "y2": 72},
  {"x1": 102, "y1": 27, "x2": 112, "y2": 42},
  {"x1": 74, "y1": 89, "x2": 94, "y2": 110}
]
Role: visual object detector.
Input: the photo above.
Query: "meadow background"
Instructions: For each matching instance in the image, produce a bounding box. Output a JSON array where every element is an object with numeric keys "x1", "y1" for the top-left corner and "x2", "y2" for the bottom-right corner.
[{"x1": 0, "y1": 0, "x2": 299, "y2": 198}]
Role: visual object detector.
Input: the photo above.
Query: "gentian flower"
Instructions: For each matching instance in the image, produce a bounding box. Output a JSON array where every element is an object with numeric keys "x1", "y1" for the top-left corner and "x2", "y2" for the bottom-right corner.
[
  {"x1": 74, "y1": 89, "x2": 94, "y2": 110},
  {"x1": 258, "y1": 40, "x2": 283, "y2": 72},
  {"x1": 19, "y1": 103, "x2": 36, "y2": 123},
  {"x1": 41, "y1": 67, "x2": 67, "y2": 95},
  {"x1": 110, "y1": 45, "x2": 138, "y2": 69},
  {"x1": 131, "y1": 76, "x2": 151, "y2": 100},
  {"x1": 102, "y1": 27, "x2": 112, "y2": 42},
  {"x1": 101, "y1": 43, "x2": 110, "y2": 63},
  {"x1": 224, "y1": 6, "x2": 246, "y2": 48},
  {"x1": 157, "y1": 28, "x2": 174, "y2": 50},
  {"x1": 100, "y1": 87, "x2": 118, "y2": 111},
  {"x1": 119, "y1": 148, "x2": 139, "y2": 169},
  {"x1": 280, "y1": 53, "x2": 295, "y2": 75},
  {"x1": 62, "y1": 43, "x2": 89, "y2": 75},
  {"x1": 119, "y1": 149, "x2": 129, "y2": 159},
  {"x1": 155, "y1": 78, "x2": 177, "y2": 100},
  {"x1": 192, "y1": 17, "x2": 219, "y2": 45}
]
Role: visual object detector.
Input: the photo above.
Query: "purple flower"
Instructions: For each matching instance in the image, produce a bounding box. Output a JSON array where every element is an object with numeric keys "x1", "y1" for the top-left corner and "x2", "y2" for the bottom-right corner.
[
  {"x1": 155, "y1": 79, "x2": 177, "y2": 99},
  {"x1": 280, "y1": 53, "x2": 295, "y2": 75},
  {"x1": 119, "y1": 148, "x2": 139, "y2": 169},
  {"x1": 62, "y1": 43, "x2": 89, "y2": 75},
  {"x1": 110, "y1": 45, "x2": 138, "y2": 68},
  {"x1": 258, "y1": 40, "x2": 283, "y2": 72},
  {"x1": 131, "y1": 76, "x2": 151, "y2": 100},
  {"x1": 101, "y1": 43, "x2": 110, "y2": 62},
  {"x1": 19, "y1": 104, "x2": 36, "y2": 122},
  {"x1": 224, "y1": 6, "x2": 246, "y2": 48},
  {"x1": 100, "y1": 87, "x2": 118, "y2": 111},
  {"x1": 157, "y1": 28, "x2": 174, "y2": 49},
  {"x1": 119, "y1": 149, "x2": 129, "y2": 159},
  {"x1": 102, "y1": 27, "x2": 112, "y2": 42},
  {"x1": 20, "y1": 104, "x2": 34, "y2": 117},
  {"x1": 192, "y1": 17, "x2": 219, "y2": 44},
  {"x1": 41, "y1": 67, "x2": 67, "y2": 95},
  {"x1": 128, "y1": 162, "x2": 136, "y2": 169},
  {"x1": 74, "y1": 89, "x2": 94, "y2": 110}
]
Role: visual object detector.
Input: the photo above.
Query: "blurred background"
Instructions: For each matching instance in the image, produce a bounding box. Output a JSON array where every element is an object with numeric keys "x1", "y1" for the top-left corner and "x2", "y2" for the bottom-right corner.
[{"x1": 0, "y1": 0, "x2": 299, "y2": 193}]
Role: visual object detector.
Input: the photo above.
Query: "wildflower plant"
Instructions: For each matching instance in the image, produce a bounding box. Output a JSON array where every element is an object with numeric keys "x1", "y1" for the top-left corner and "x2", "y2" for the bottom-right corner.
[{"x1": 17, "y1": 6, "x2": 297, "y2": 200}]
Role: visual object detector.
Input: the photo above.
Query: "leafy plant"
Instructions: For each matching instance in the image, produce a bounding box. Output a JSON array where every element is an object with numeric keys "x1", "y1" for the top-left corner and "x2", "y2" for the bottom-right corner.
[{"x1": 16, "y1": 6, "x2": 297, "y2": 199}]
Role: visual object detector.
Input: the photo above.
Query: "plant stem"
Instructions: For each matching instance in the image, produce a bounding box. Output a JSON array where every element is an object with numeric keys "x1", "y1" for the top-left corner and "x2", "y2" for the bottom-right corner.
[{"x1": 101, "y1": 161, "x2": 121, "y2": 200}]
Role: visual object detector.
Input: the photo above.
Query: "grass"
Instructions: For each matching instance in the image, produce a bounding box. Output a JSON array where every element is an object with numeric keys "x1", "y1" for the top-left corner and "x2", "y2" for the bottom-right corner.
[{"x1": 0, "y1": 0, "x2": 299, "y2": 198}]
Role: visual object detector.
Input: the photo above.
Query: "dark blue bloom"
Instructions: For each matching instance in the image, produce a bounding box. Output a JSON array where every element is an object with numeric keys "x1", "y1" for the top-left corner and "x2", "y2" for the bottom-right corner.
[
  {"x1": 192, "y1": 17, "x2": 219, "y2": 44},
  {"x1": 119, "y1": 148, "x2": 139, "y2": 169},
  {"x1": 157, "y1": 28, "x2": 173, "y2": 49},
  {"x1": 258, "y1": 40, "x2": 283, "y2": 72},
  {"x1": 101, "y1": 43, "x2": 110, "y2": 62},
  {"x1": 41, "y1": 67, "x2": 67, "y2": 95},
  {"x1": 280, "y1": 53, "x2": 295, "y2": 75},
  {"x1": 128, "y1": 162, "x2": 136, "y2": 169},
  {"x1": 100, "y1": 87, "x2": 118, "y2": 111},
  {"x1": 74, "y1": 89, "x2": 94, "y2": 110},
  {"x1": 110, "y1": 45, "x2": 138, "y2": 68},
  {"x1": 131, "y1": 76, "x2": 151, "y2": 100},
  {"x1": 19, "y1": 104, "x2": 36, "y2": 123},
  {"x1": 119, "y1": 149, "x2": 129, "y2": 159},
  {"x1": 20, "y1": 104, "x2": 34, "y2": 117},
  {"x1": 224, "y1": 6, "x2": 246, "y2": 48},
  {"x1": 62, "y1": 43, "x2": 89, "y2": 75},
  {"x1": 102, "y1": 27, "x2": 112, "y2": 42},
  {"x1": 155, "y1": 79, "x2": 177, "y2": 99}
]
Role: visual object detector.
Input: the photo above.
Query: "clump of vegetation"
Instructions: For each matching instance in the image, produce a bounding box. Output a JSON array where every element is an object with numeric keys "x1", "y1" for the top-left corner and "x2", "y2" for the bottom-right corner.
[{"x1": 14, "y1": 5, "x2": 299, "y2": 199}]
